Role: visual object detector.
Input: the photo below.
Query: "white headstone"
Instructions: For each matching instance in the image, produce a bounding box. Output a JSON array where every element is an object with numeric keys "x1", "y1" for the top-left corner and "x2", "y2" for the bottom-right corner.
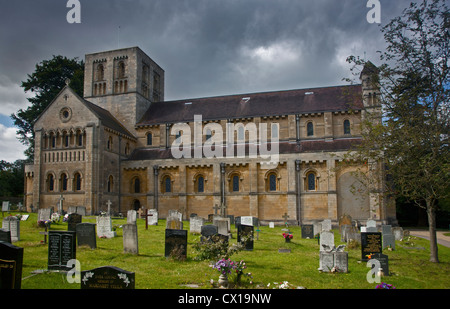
[
  {"x1": 96, "y1": 216, "x2": 116, "y2": 238},
  {"x1": 2, "y1": 201, "x2": 10, "y2": 212},
  {"x1": 190, "y1": 216, "x2": 204, "y2": 234},
  {"x1": 2, "y1": 216, "x2": 19, "y2": 242},
  {"x1": 321, "y1": 219, "x2": 332, "y2": 232},
  {"x1": 241, "y1": 216, "x2": 253, "y2": 226},
  {"x1": 147, "y1": 209, "x2": 158, "y2": 226},
  {"x1": 320, "y1": 231, "x2": 334, "y2": 252},
  {"x1": 269, "y1": 222, "x2": 275, "y2": 228},
  {"x1": 127, "y1": 210, "x2": 137, "y2": 224}
]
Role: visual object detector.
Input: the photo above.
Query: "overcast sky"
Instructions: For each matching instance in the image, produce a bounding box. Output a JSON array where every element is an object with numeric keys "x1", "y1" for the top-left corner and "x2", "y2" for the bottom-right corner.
[{"x1": 0, "y1": 0, "x2": 413, "y2": 162}]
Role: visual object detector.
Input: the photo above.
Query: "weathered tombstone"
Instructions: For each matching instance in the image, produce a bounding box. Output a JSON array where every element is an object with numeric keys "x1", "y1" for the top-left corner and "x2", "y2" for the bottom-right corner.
[
  {"x1": 165, "y1": 229, "x2": 187, "y2": 258},
  {"x1": 38, "y1": 208, "x2": 52, "y2": 223},
  {"x1": 0, "y1": 228, "x2": 11, "y2": 243},
  {"x1": 67, "y1": 213, "x2": 82, "y2": 232},
  {"x1": 76, "y1": 206, "x2": 86, "y2": 216},
  {"x1": 123, "y1": 224, "x2": 138, "y2": 255},
  {"x1": 227, "y1": 215, "x2": 235, "y2": 225},
  {"x1": 0, "y1": 241, "x2": 23, "y2": 289},
  {"x1": 334, "y1": 251, "x2": 349, "y2": 273},
  {"x1": 237, "y1": 224, "x2": 254, "y2": 251},
  {"x1": 168, "y1": 210, "x2": 183, "y2": 221},
  {"x1": 47, "y1": 230, "x2": 76, "y2": 271},
  {"x1": 339, "y1": 214, "x2": 352, "y2": 232},
  {"x1": 340, "y1": 224, "x2": 351, "y2": 242},
  {"x1": 201, "y1": 225, "x2": 218, "y2": 241},
  {"x1": 81, "y1": 266, "x2": 135, "y2": 289},
  {"x1": 371, "y1": 253, "x2": 390, "y2": 276},
  {"x1": 318, "y1": 251, "x2": 335, "y2": 272},
  {"x1": 346, "y1": 226, "x2": 361, "y2": 244},
  {"x1": 319, "y1": 230, "x2": 335, "y2": 252},
  {"x1": 2, "y1": 201, "x2": 10, "y2": 212},
  {"x1": 68, "y1": 206, "x2": 77, "y2": 214},
  {"x1": 76, "y1": 223, "x2": 96, "y2": 249},
  {"x1": 312, "y1": 221, "x2": 321, "y2": 236},
  {"x1": 361, "y1": 232, "x2": 382, "y2": 261},
  {"x1": 366, "y1": 219, "x2": 378, "y2": 232},
  {"x1": 190, "y1": 216, "x2": 204, "y2": 234},
  {"x1": 392, "y1": 227, "x2": 404, "y2": 241},
  {"x1": 382, "y1": 225, "x2": 395, "y2": 250},
  {"x1": 321, "y1": 219, "x2": 332, "y2": 232},
  {"x1": 147, "y1": 209, "x2": 158, "y2": 226},
  {"x1": 166, "y1": 215, "x2": 183, "y2": 230},
  {"x1": 96, "y1": 216, "x2": 116, "y2": 238},
  {"x1": 269, "y1": 222, "x2": 275, "y2": 228},
  {"x1": 127, "y1": 210, "x2": 137, "y2": 224},
  {"x1": 301, "y1": 225, "x2": 314, "y2": 239},
  {"x1": 2, "y1": 216, "x2": 20, "y2": 242},
  {"x1": 214, "y1": 218, "x2": 230, "y2": 236}
]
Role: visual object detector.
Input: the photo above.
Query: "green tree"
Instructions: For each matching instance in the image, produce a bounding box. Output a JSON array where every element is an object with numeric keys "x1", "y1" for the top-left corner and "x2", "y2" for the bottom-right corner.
[
  {"x1": 0, "y1": 160, "x2": 25, "y2": 197},
  {"x1": 345, "y1": 0, "x2": 449, "y2": 263},
  {"x1": 11, "y1": 55, "x2": 84, "y2": 160}
]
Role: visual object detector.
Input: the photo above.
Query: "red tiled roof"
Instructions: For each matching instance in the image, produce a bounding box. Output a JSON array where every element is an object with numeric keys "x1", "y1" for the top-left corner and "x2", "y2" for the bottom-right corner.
[{"x1": 137, "y1": 84, "x2": 363, "y2": 126}]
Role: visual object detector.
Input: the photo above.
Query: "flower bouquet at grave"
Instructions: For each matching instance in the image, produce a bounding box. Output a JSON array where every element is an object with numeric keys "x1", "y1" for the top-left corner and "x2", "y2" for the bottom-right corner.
[
  {"x1": 282, "y1": 232, "x2": 293, "y2": 242},
  {"x1": 211, "y1": 258, "x2": 236, "y2": 288},
  {"x1": 37, "y1": 219, "x2": 51, "y2": 228},
  {"x1": 51, "y1": 213, "x2": 60, "y2": 223},
  {"x1": 375, "y1": 282, "x2": 396, "y2": 289},
  {"x1": 231, "y1": 260, "x2": 253, "y2": 286},
  {"x1": 63, "y1": 214, "x2": 69, "y2": 222}
]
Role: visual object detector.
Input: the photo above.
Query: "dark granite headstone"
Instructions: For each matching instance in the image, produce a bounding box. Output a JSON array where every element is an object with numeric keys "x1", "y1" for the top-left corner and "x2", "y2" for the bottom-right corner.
[
  {"x1": 67, "y1": 213, "x2": 82, "y2": 232},
  {"x1": 80, "y1": 266, "x2": 135, "y2": 289},
  {"x1": 237, "y1": 224, "x2": 254, "y2": 250},
  {"x1": 361, "y1": 232, "x2": 382, "y2": 261},
  {"x1": 200, "y1": 225, "x2": 218, "y2": 241},
  {"x1": 0, "y1": 241, "x2": 23, "y2": 289},
  {"x1": 76, "y1": 223, "x2": 96, "y2": 249},
  {"x1": 372, "y1": 253, "x2": 389, "y2": 276},
  {"x1": 301, "y1": 225, "x2": 314, "y2": 239},
  {"x1": 0, "y1": 228, "x2": 11, "y2": 243},
  {"x1": 48, "y1": 231, "x2": 76, "y2": 271},
  {"x1": 165, "y1": 229, "x2": 187, "y2": 258}
]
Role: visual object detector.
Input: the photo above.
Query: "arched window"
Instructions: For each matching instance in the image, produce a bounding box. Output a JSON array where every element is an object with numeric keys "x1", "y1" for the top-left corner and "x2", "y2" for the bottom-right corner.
[
  {"x1": 107, "y1": 136, "x2": 113, "y2": 150},
  {"x1": 147, "y1": 133, "x2": 153, "y2": 146},
  {"x1": 232, "y1": 175, "x2": 239, "y2": 192},
  {"x1": 344, "y1": 119, "x2": 351, "y2": 135},
  {"x1": 271, "y1": 123, "x2": 279, "y2": 139},
  {"x1": 133, "y1": 199, "x2": 141, "y2": 211},
  {"x1": 125, "y1": 143, "x2": 130, "y2": 155},
  {"x1": 74, "y1": 173, "x2": 82, "y2": 191},
  {"x1": 117, "y1": 61, "x2": 125, "y2": 79},
  {"x1": 96, "y1": 64, "x2": 104, "y2": 81},
  {"x1": 77, "y1": 131, "x2": 83, "y2": 147},
  {"x1": 162, "y1": 176, "x2": 172, "y2": 193},
  {"x1": 306, "y1": 172, "x2": 316, "y2": 191},
  {"x1": 60, "y1": 174, "x2": 68, "y2": 192},
  {"x1": 197, "y1": 176, "x2": 204, "y2": 193},
  {"x1": 48, "y1": 174, "x2": 54, "y2": 192},
  {"x1": 269, "y1": 174, "x2": 277, "y2": 191},
  {"x1": 133, "y1": 177, "x2": 141, "y2": 193},
  {"x1": 107, "y1": 175, "x2": 114, "y2": 193},
  {"x1": 307, "y1": 122, "x2": 314, "y2": 137}
]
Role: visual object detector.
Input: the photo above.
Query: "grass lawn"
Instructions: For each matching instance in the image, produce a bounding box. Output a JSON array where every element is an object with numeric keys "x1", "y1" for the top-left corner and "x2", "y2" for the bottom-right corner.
[{"x1": 5, "y1": 212, "x2": 450, "y2": 289}]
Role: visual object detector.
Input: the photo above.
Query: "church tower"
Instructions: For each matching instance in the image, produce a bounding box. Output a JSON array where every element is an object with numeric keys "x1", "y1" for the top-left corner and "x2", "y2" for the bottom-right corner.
[{"x1": 83, "y1": 47, "x2": 164, "y2": 135}]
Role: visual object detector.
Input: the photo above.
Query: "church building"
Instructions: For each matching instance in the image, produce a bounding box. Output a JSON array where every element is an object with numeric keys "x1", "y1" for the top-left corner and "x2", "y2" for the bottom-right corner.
[{"x1": 24, "y1": 46, "x2": 397, "y2": 226}]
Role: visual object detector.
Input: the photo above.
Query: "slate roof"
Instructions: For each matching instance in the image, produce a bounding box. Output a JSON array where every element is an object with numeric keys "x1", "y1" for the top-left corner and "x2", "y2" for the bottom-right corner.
[
  {"x1": 137, "y1": 84, "x2": 363, "y2": 126},
  {"x1": 126, "y1": 139, "x2": 362, "y2": 161}
]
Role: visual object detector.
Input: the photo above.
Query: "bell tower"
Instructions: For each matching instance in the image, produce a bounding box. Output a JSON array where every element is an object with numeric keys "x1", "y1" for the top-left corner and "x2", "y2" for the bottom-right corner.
[{"x1": 83, "y1": 46, "x2": 165, "y2": 135}]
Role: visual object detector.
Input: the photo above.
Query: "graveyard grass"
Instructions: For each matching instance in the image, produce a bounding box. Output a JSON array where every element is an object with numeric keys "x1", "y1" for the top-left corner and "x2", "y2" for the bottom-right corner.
[{"x1": 10, "y1": 213, "x2": 450, "y2": 289}]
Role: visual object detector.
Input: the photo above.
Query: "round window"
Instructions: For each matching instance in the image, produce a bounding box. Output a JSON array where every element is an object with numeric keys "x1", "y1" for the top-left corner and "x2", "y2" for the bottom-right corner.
[{"x1": 60, "y1": 107, "x2": 72, "y2": 122}]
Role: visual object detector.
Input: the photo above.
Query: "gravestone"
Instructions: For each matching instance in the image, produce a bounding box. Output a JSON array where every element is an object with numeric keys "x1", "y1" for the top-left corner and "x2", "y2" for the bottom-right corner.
[
  {"x1": 67, "y1": 213, "x2": 82, "y2": 232},
  {"x1": 237, "y1": 224, "x2": 254, "y2": 251},
  {"x1": 201, "y1": 224, "x2": 218, "y2": 242},
  {"x1": 371, "y1": 253, "x2": 389, "y2": 276},
  {"x1": 168, "y1": 210, "x2": 183, "y2": 221},
  {"x1": 96, "y1": 216, "x2": 116, "y2": 238},
  {"x1": 361, "y1": 232, "x2": 382, "y2": 261},
  {"x1": 0, "y1": 241, "x2": 23, "y2": 289},
  {"x1": 346, "y1": 226, "x2": 361, "y2": 244},
  {"x1": 319, "y1": 231, "x2": 334, "y2": 252},
  {"x1": 48, "y1": 230, "x2": 76, "y2": 271},
  {"x1": 166, "y1": 215, "x2": 183, "y2": 230},
  {"x1": 2, "y1": 201, "x2": 10, "y2": 212},
  {"x1": 339, "y1": 214, "x2": 352, "y2": 232},
  {"x1": 382, "y1": 225, "x2": 395, "y2": 250},
  {"x1": 0, "y1": 228, "x2": 11, "y2": 243},
  {"x1": 38, "y1": 208, "x2": 52, "y2": 223},
  {"x1": 392, "y1": 227, "x2": 404, "y2": 241},
  {"x1": 190, "y1": 216, "x2": 204, "y2": 234},
  {"x1": 123, "y1": 224, "x2": 138, "y2": 255},
  {"x1": 165, "y1": 229, "x2": 188, "y2": 258},
  {"x1": 127, "y1": 210, "x2": 137, "y2": 224},
  {"x1": 366, "y1": 220, "x2": 378, "y2": 232},
  {"x1": 81, "y1": 266, "x2": 135, "y2": 289},
  {"x1": 318, "y1": 251, "x2": 335, "y2": 272},
  {"x1": 147, "y1": 209, "x2": 158, "y2": 226},
  {"x1": 68, "y1": 206, "x2": 87, "y2": 216},
  {"x1": 2, "y1": 216, "x2": 20, "y2": 242},
  {"x1": 227, "y1": 215, "x2": 235, "y2": 225},
  {"x1": 321, "y1": 219, "x2": 332, "y2": 232},
  {"x1": 76, "y1": 223, "x2": 96, "y2": 249},
  {"x1": 340, "y1": 224, "x2": 351, "y2": 242},
  {"x1": 214, "y1": 218, "x2": 230, "y2": 236},
  {"x1": 312, "y1": 221, "x2": 321, "y2": 236},
  {"x1": 301, "y1": 225, "x2": 314, "y2": 239},
  {"x1": 334, "y1": 251, "x2": 348, "y2": 273}
]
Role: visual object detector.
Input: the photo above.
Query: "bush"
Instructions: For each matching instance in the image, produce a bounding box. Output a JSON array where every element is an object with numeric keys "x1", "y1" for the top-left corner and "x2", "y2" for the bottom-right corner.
[{"x1": 193, "y1": 236, "x2": 246, "y2": 261}]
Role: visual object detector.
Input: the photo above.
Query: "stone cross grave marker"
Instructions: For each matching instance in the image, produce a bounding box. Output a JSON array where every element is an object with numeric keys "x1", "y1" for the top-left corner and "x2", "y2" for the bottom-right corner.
[
  {"x1": 48, "y1": 230, "x2": 76, "y2": 271},
  {"x1": 123, "y1": 223, "x2": 139, "y2": 255},
  {"x1": 81, "y1": 266, "x2": 135, "y2": 289},
  {"x1": 0, "y1": 241, "x2": 23, "y2": 289},
  {"x1": 76, "y1": 223, "x2": 97, "y2": 249},
  {"x1": 58, "y1": 195, "x2": 65, "y2": 214},
  {"x1": 2, "y1": 216, "x2": 20, "y2": 242},
  {"x1": 106, "y1": 200, "x2": 112, "y2": 215}
]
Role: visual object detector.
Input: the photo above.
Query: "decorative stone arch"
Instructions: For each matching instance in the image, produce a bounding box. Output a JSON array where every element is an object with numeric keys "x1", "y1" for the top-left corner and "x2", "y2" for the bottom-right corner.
[
  {"x1": 160, "y1": 173, "x2": 174, "y2": 194},
  {"x1": 45, "y1": 171, "x2": 57, "y2": 192},
  {"x1": 130, "y1": 175, "x2": 141, "y2": 193},
  {"x1": 72, "y1": 170, "x2": 83, "y2": 191},
  {"x1": 192, "y1": 172, "x2": 208, "y2": 193},
  {"x1": 302, "y1": 168, "x2": 321, "y2": 191},
  {"x1": 58, "y1": 171, "x2": 70, "y2": 192},
  {"x1": 264, "y1": 169, "x2": 281, "y2": 192},
  {"x1": 343, "y1": 118, "x2": 352, "y2": 135},
  {"x1": 227, "y1": 171, "x2": 243, "y2": 192}
]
